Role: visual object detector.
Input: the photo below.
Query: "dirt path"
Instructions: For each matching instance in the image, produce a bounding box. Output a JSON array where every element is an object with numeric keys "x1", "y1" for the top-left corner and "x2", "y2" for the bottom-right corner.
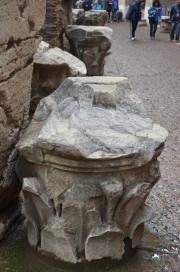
[{"x1": 105, "y1": 22, "x2": 180, "y2": 241}]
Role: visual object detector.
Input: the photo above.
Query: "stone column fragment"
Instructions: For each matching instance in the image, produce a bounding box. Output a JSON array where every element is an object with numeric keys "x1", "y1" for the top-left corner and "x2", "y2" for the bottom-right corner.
[
  {"x1": 65, "y1": 25, "x2": 113, "y2": 76},
  {"x1": 16, "y1": 76, "x2": 168, "y2": 263}
]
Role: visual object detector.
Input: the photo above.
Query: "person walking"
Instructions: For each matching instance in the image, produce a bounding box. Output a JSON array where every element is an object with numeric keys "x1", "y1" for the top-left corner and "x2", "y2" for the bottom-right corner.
[
  {"x1": 106, "y1": 0, "x2": 112, "y2": 22},
  {"x1": 112, "y1": 0, "x2": 118, "y2": 21},
  {"x1": 126, "y1": 0, "x2": 142, "y2": 40},
  {"x1": 148, "y1": 0, "x2": 162, "y2": 40},
  {"x1": 169, "y1": 0, "x2": 180, "y2": 43},
  {"x1": 82, "y1": 0, "x2": 92, "y2": 11}
]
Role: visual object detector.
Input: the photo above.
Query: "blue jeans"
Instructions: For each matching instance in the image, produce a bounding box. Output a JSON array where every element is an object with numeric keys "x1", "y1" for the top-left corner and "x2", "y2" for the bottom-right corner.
[{"x1": 170, "y1": 22, "x2": 180, "y2": 41}]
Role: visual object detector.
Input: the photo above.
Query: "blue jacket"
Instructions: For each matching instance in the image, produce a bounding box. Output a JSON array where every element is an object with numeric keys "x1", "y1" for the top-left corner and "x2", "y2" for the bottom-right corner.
[
  {"x1": 148, "y1": 6, "x2": 162, "y2": 23},
  {"x1": 126, "y1": 1, "x2": 142, "y2": 21},
  {"x1": 112, "y1": 0, "x2": 118, "y2": 12},
  {"x1": 82, "y1": 0, "x2": 92, "y2": 11},
  {"x1": 170, "y1": 4, "x2": 180, "y2": 23},
  {"x1": 95, "y1": 3, "x2": 103, "y2": 10}
]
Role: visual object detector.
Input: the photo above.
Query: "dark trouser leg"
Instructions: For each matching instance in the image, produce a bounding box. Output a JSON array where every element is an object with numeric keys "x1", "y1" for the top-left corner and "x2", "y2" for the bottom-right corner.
[
  {"x1": 108, "y1": 11, "x2": 111, "y2": 22},
  {"x1": 170, "y1": 22, "x2": 177, "y2": 40},
  {"x1": 129, "y1": 21, "x2": 132, "y2": 38},
  {"x1": 131, "y1": 19, "x2": 138, "y2": 38},
  {"x1": 153, "y1": 23, "x2": 158, "y2": 37},
  {"x1": 149, "y1": 21, "x2": 153, "y2": 37},
  {"x1": 175, "y1": 22, "x2": 180, "y2": 41}
]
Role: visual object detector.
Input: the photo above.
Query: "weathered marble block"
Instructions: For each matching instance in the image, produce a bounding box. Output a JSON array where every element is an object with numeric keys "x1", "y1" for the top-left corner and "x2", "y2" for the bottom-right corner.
[
  {"x1": 72, "y1": 8, "x2": 85, "y2": 25},
  {"x1": 74, "y1": 10, "x2": 108, "y2": 26},
  {"x1": 31, "y1": 42, "x2": 87, "y2": 114},
  {"x1": 16, "y1": 77, "x2": 168, "y2": 264},
  {"x1": 66, "y1": 25, "x2": 113, "y2": 76}
]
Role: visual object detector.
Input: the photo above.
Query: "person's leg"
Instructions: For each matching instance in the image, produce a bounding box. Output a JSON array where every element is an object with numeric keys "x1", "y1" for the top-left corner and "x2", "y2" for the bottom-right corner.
[
  {"x1": 132, "y1": 19, "x2": 138, "y2": 38},
  {"x1": 108, "y1": 11, "x2": 111, "y2": 22},
  {"x1": 175, "y1": 22, "x2": 180, "y2": 41},
  {"x1": 153, "y1": 22, "x2": 158, "y2": 38},
  {"x1": 149, "y1": 20, "x2": 153, "y2": 38},
  {"x1": 129, "y1": 20, "x2": 132, "y2": 38},
  {"x1": 170, "y1": 22, "x2": 177, "y2": 40}
]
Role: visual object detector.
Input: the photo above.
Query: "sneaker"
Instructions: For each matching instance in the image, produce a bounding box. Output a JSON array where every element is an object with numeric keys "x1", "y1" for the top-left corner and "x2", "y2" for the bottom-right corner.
[{"x1": 131, "y1": 37, "x2": 135, "y2": 41}]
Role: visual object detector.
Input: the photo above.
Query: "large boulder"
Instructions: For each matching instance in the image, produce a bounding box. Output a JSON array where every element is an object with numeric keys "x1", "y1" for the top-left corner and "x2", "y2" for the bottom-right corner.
[
  {"x1": 31, "y1": 43, "x2": 87, "y2": 114},
  {"x1": 0, "y1": 0, "x2": 46, "y2": 239},
  {"x1": 16, "y1": 76, "x2": 168, "y2": 263},
  {"x1": 66, "y1": 25, "x2": 113, "y2": 76}
]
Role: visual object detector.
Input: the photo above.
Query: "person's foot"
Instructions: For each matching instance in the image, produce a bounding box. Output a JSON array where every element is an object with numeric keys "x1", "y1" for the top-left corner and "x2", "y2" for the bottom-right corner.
[{"x1": 131, "y1": 37, "x2": 135, "y2": 41}]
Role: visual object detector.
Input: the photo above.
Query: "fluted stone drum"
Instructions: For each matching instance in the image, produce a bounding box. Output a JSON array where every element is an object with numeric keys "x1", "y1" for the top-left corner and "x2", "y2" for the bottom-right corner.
[
  {"x1": 65, "y1": 26, "x2": 113, "y2": 76},
  {"x1": 16, "y1": 77, "x2": 168, "y2": 263}
]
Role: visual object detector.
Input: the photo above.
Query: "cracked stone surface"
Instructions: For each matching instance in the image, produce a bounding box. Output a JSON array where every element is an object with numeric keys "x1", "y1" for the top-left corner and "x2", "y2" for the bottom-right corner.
[
  {"x1": 31, "y1": 42, "x2": 87, "y2": 114},
  {"x1": 16, "y1": 76, "x2": 167, "y2": 263}
]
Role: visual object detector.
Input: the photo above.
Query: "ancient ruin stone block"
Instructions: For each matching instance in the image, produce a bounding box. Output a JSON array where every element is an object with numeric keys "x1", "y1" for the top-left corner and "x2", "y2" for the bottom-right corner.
[
  {"x1": 16, "y1": 76, "x2": 168, "y2": 263},
  {"x1": 0, "y1": 0, "x2": 46, "y2": 239},
  {"x1": 66, "y1": 25, "x2": 113, "y2": 76},
  {"x1": 72, "y1": 9, "x2": 85, "y2": 25},
  {"x1": 75, "y1": 10, "x2": 108, "y2": 26},
  {"x1": 31, "y1": 42, "x2": 87, "y2": 114}
]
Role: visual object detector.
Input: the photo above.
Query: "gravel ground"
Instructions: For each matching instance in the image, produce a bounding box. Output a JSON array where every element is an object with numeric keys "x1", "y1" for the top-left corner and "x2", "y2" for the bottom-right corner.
[{"x1": 105, "y1": 22, "x2": 180, "y2": 242}]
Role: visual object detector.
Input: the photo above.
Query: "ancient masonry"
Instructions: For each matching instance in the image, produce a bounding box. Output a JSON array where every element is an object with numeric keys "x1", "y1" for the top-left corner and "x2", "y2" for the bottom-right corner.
[
  {"x1": 41, "y1": 0, "x2": 73, "y2": 48},
  {"x1": 0, "y1": 0, "x2": 46, "y2": 238},
  {"x1": 17, "y1": 77, "x2": 168, "y2": 263},
  {"x1": 0, "y1": 0, "x2": 168, "y2": 265}
]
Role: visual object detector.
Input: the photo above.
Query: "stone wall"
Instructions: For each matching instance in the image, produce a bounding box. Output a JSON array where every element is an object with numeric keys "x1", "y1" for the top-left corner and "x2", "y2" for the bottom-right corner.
[
  {"x1": 0, "y1": 0, "x2": 46, "y2": 215},
  {"x1": 41, "y1": 0, "x2": 73, "y2": 48}
]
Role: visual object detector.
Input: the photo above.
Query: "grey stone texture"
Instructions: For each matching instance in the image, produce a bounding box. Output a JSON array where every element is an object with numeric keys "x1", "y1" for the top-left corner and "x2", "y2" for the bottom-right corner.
[
  {"x1": 73, "y1": 9, "x2": 108, "y2": 26},
  {"x1": 31, "y1": 42, "x2": 87, "y2": 114},
  {"x1": 72, "y1": 8, "x2": 85, "y2": 25},
  {"x1": 66, "y1": 25, "x2": 113, "y2": 76},
  {"x1": 16, "y1": 76, "x2": 168, "y2": 263},
  {"x1": 0, "y1": 0, "x2": 46, "y2": 230}
]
